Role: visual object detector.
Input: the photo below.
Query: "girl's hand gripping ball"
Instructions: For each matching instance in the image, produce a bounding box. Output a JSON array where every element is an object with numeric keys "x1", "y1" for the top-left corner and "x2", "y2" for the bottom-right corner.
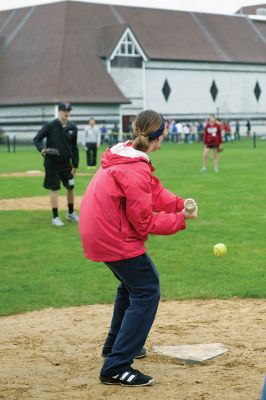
[{"x1": 183, "y1": 198, "x2": 198, "y2": 219}]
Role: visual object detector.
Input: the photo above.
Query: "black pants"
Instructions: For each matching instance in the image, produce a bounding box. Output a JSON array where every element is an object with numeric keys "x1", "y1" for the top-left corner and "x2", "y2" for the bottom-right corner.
[
  {"x1": 101, "y1": 253, "x2": 160, "y2": 376},
  {"x1": 86, "y1": 143, "x2": 97, "y2": 166},
  {"x1": 43, "y1": 162, "x2": 74, "y2": 190}
]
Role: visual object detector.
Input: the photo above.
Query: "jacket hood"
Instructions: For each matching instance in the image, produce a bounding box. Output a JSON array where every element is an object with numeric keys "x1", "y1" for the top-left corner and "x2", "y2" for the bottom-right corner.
[{"x1": 101, "y1": 142, "x2": 150, "y2": 168}]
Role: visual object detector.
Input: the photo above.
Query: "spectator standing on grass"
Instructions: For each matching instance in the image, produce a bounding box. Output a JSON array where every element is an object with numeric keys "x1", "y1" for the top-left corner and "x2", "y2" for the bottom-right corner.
[
  {"x1": 79, "y1": 110, "x2": 198, "y2": 387},
  {"x1": 234, "y1": 120, "x2": 240, "y2": 141},
  {"x1": 201, "y1": 114, "x2": 222, "y2": 173},
  {"x1": 183, "y1": 123, "x2": 191, "y2": 143},
  {"x1": 169, "y1": 120, "x2": 178, "y2": 142},
  {"x1": 197, "y1": 121, "x2": 204, "y2": 143},
  {"x1": 176, "y1": 121, "x2": 183, "y2": 143},
  {"x1": 190, "y1": 122, "x2": 197, "y2": 142},
  {"x1": 100, "y1": 124, "x2": 107, "y2": 144},
  {"x1": 33, "y1": 102, "x2": 79, "y2": 227},
  {"x1": 246, "y1": 120, "x2": 251, "y2": 137},
  {"x1": 223, "y1": 120, "x2": 232, "y2": 142},
  {"x1": 84, "y1": 118, "x2": 101, "y2": 169}
]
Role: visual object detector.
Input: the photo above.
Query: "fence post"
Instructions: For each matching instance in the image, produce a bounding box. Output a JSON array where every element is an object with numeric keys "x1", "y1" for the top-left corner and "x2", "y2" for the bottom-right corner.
[
  {"x1": 253, "y1": 132, "x2": 256, "y2": 149},
  {"x1": 13, "y1": 135, "x2": 16, "y2": 152},
  {"x1": 7, "y1": 135, "x2": 10, "y2": 152}
]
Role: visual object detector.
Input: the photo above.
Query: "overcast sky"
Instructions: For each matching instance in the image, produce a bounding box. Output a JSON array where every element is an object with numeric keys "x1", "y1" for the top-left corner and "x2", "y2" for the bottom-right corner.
[{"x1": 0, "y1": 0, "x2": 265, "y2": 14}]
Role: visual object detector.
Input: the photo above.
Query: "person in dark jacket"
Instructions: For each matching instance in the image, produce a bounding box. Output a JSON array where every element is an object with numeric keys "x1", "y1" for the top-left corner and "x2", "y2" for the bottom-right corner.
[{"x1": 33, "y1": 102, "x2": 79, "y2": 226}]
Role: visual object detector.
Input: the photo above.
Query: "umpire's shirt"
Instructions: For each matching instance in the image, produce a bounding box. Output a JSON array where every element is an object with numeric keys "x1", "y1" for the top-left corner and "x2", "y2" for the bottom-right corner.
[{"x1": 33, "y1": 119, "x2": 79, "y2": 168}]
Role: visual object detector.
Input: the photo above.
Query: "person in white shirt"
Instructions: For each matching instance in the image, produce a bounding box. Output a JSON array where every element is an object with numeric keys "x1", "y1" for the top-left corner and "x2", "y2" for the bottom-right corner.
[
  {"x1": 84, "y1": 118, "x2": 101, "y2": 169},
  {"x1": 176, "y1": 121, "x2": 183, "y2": 143},
  {"x1": 183, "y1": 123, "x2": 191, "y2": 143}
]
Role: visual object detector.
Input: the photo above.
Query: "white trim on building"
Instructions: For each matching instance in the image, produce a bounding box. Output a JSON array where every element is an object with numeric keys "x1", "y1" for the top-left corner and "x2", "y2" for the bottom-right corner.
[{"x1": 109, "y1": 27, "x2": 148, "y2": 62}]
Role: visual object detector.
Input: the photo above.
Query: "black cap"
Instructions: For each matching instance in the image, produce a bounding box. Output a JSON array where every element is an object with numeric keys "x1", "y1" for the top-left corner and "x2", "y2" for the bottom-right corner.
[{"x1": 58, "y1": 102, "x2": 72, "y2": 111}]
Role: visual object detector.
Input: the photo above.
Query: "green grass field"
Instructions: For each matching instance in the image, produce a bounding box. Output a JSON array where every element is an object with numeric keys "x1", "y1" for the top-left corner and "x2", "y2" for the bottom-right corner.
[{"x1": 0, "y1": 139, "x2": 265, "y2": 315}]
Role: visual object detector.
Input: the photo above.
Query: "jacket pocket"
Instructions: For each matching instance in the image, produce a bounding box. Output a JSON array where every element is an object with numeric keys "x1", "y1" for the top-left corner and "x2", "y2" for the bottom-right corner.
[
  {"x1": 118, "y1": 202, "x2": 122, "y2": 232},
  {"x1": 117, "y1": 198, "x2": 128, "y2": 234}
]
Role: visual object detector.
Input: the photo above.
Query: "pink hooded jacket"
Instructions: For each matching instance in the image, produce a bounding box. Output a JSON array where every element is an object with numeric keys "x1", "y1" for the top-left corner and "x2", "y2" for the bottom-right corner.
[{"x1": 79, "y1": 142, "x2": 186, "y2": 262}]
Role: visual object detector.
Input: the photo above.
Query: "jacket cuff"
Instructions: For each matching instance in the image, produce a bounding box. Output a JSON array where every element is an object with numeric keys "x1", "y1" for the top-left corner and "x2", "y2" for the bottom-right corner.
[
  {"x1": 176, "y1": 198, "x2": 185, "y2": 212},
  {"x1": 178, "y1": 212, "x2": 186, "y2": 230}
]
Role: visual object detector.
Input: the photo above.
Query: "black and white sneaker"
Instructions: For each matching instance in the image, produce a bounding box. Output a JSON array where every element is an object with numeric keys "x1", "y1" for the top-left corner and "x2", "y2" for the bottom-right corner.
[{"x1": 100, "y1": 367, "x2": 154, "y2": 387}]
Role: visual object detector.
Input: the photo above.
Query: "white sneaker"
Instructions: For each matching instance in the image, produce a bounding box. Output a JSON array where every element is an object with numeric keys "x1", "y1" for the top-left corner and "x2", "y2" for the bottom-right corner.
[
  {"x1": 200, "y1": 167, "x2": 207, "y2": 173},
  {"x1": 214, "y1": 167, "x2": 219, "y2": 173},
  {"x1": 66, "y1": 212, "x2": 79, "y2": 222},
  {"x1": 52, "y1": 217, "x2": 64, "y2": 227}
]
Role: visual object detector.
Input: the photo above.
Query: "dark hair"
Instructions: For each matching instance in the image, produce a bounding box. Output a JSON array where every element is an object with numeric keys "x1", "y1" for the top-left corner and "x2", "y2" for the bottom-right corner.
[{"x1": 132, "y1": 110, "x2": 163, "y2": 152}]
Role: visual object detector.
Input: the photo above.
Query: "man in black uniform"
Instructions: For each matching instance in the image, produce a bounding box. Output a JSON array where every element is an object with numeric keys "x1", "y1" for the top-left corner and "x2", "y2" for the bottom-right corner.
[{"x1": 33, "y1": 102, "x2": 79, "y2": 226}]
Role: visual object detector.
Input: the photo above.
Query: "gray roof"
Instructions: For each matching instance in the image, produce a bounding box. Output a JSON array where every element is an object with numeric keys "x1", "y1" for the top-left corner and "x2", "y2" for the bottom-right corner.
[
  {"x1": 100, "y1": 24, "x2": 128, "y2": 58},
  {"x1": 110, "y1": 7, "x2": 266, "y2": 63},
  {"x1": 0, "y1": 1, "x2": 266, "y2": 106},
  {"x1": 0, "y1": 2, "x2": 129, "y2": 105}
]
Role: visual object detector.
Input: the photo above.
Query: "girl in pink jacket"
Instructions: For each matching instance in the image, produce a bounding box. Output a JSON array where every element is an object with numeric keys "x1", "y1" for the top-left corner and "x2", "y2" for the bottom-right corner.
[{"x1": 79, "y1": 110, "x2": 198, "y2": 387}]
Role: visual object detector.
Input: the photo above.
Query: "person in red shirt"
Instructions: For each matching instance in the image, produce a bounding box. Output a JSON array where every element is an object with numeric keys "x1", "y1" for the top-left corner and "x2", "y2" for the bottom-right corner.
[
  {"x1": 201, "y1": 114, "x2": 222, "y2": 173},
  {"x1": 222, "y1": 120, "x2": 232, "y2": 142},
  {"x1": 79, "y1": 110, "x2": 198, "y2": 387}
]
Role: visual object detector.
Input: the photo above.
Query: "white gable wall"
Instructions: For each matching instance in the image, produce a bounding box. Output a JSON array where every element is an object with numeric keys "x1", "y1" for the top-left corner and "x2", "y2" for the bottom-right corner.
[
  {"x1": 110, "y1": 67, "x2": 143, "y2": 113},
  {"x1": 145, "y1": 61, "x2": 266, "y2": 121},
  {"x1": 105, "y1": 58, "x2": 266, "y2": 134}
]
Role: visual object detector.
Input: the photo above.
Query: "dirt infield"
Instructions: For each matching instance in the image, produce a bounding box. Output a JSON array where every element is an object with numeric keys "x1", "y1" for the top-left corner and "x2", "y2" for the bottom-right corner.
[
  {"x1": 0, "y1": 170, "x2": 92, "y2": 210},
  {"x1": 0, "y1": 171, "x2": 93, "y2": 178},
  {"x1": 0, "y1": 196, "x2": 84, "y2": 211},
  {"x1": 0, "y1": 299, "x2": 265, "y2": 400}
]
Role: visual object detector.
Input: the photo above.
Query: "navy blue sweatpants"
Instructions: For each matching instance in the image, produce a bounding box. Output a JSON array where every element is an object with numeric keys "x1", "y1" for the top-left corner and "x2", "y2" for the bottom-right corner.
[{"x1": 100, "y1": 253, "x2": 160, "y2": 377}]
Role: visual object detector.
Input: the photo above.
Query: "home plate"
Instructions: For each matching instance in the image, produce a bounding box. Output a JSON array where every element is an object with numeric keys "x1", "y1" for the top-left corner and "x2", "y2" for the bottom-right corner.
[{"x1": 153, "y1": 343, "x2": 229, "y2": 364}]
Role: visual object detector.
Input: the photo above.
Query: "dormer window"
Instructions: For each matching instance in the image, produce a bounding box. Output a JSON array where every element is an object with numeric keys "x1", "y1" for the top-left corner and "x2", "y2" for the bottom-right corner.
[
  {"x1": 109, "y1": 27, "x2": 147, "y2": 68},
  {"x1": 116, "y1": 33, "x2": 140, "y2": 57}
]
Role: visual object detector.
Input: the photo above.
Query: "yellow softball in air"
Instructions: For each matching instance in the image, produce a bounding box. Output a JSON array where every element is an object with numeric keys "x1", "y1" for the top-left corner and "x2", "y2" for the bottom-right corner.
[{"x1": 213, "y1": 243, "x2": 227, "y2": 257}]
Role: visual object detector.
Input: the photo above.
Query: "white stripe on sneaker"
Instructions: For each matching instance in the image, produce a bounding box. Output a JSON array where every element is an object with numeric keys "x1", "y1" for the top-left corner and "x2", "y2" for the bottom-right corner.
[
  {"x1": 127, "y1": 374, "x2": 136, "y2": 383},
  {"x1": 120, "y1": 372, "x2": 130, "y2": 381}
]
